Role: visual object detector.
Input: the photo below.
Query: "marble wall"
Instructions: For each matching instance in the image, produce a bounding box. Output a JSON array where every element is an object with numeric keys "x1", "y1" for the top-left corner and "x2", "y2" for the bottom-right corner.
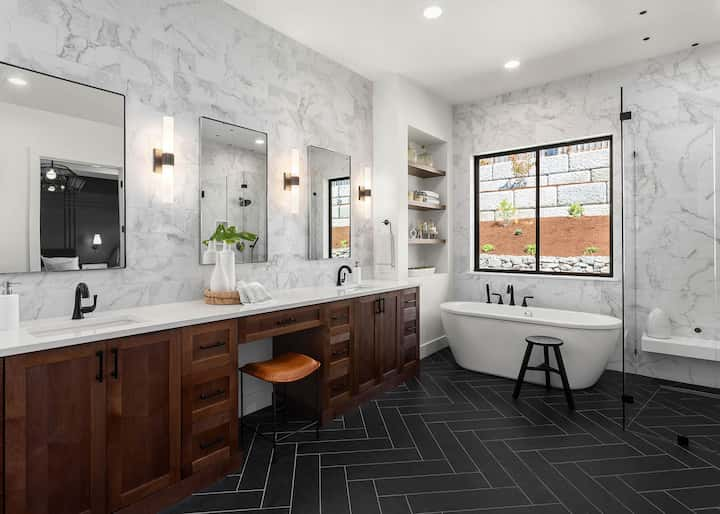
[
  {"x1": 453, "y1": 43, "x2": 720, "y2": 387},
  {"x1": 0, "y1": 0, "x2": 373, "y2": 321}
]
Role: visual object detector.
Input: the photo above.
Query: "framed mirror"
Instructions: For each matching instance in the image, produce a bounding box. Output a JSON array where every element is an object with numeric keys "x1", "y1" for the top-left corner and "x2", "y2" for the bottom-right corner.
[
  {"x1": 308, "y1": 146, "x2": 352, "y2": 260},
  {"x1": 0, "y1": 62, "x2": 125, "y2": 273},
  {"x1": 199, "y1": 117, "x2": 268, "y2": 264}
]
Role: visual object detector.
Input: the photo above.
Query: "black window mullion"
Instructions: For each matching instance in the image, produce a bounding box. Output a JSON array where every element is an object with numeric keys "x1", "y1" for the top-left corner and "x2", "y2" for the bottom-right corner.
[{"x1": 535, "y1": 149, "x2": 540, "y2": 273}]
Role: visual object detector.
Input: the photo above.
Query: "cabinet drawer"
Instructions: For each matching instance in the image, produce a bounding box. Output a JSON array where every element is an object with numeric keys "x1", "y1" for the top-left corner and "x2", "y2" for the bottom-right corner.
[
  {"x1": 329, "y1": 332, "x2": 350, "y2": 361},
  {"x1": 328, "y1": 374, "x2": 350, "y2": 399},
  {"x1": 190, "y1": 422, "x2": 232, "y2": 472},
  {"x1": 328, "y1": 303, "x2": 351, "y2": 327},
  {"x1": 183, "y1": 320, "x2": 236, "y2": 370},
  {"x1": 328, "y1": 358, "x2": 350, "y2": 381},
  {"x1": 402, "y1": 289, "x2": 418, "y2": 307},
  {"x1": 192, "y1": 375, "x2": 231, "y2": 414},
  {"x1": 240, "y1": 306, "x2": 322, "y2": 342}
]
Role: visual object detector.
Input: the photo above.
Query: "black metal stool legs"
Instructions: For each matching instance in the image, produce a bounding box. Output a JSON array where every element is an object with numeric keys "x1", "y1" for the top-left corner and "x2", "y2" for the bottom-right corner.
[
  {"x1": 553, "y1": 346, "x2": 575, "y2": 410},
  {"x1": 543, "y1": 345, "x2": 551, "y2": 389},
  {"x1": 512, "y1": 343, "x2": 534, "y2": 399}
]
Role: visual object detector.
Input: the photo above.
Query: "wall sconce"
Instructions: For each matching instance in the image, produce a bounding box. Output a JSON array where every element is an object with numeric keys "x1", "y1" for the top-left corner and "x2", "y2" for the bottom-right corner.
[
  {"x1": 284, "y1": 148, "x2": 300, "y2": 190},
  {"x1": 154, "y1": 116, "x2": 175, "y2": 203},
  {"x1": 358, "y1": 166, "x2": 372, "y2": 200},
  {"x1": 285, "y1": 148, "x2": 300, "y2": 214},
  {"x1": 92, "y1": 233, "x2": 102, "y2": 250}
]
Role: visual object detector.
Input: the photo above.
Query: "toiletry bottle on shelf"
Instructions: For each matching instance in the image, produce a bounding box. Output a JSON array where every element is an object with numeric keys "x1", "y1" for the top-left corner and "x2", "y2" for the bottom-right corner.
[
  {"x1": 0, "y1": 281, "x2": 20, "y2": 331},
  {"x1": 354, "y1": 261, "x2": 362, "y2": 285}
]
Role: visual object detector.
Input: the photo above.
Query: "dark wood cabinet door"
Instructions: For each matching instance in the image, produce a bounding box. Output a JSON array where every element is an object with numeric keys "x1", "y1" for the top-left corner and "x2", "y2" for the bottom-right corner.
[
  {"x1": 106, "y1": 330, "x2": 181, "y2": 511},
  {"x1": 353, "y1": 295, "x2": 380, "y2": 392},
  {"x1": 5, "y1": 343, "x2": 107, "y2": 514},
  {"x1": 377, "y1": 292, "x2": 400, "y2": 378}
]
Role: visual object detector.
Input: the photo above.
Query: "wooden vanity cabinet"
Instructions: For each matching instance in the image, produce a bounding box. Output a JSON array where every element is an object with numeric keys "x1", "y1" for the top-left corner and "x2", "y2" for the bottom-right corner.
[
  {"x1": 4, "y1": 331, "x2": 181, "y2": 514},
  {"x1": 106, "y1": 331, "x2": 181, "y2": 511},
  {"x1": 5, "y1": 342, "x2": 108, "y2": 514}
]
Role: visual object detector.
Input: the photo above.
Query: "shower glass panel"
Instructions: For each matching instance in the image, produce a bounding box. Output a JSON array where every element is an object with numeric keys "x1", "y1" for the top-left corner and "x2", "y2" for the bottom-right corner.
[{"x1": 622, "y1": 74, "x2": 720, "y2": 452}]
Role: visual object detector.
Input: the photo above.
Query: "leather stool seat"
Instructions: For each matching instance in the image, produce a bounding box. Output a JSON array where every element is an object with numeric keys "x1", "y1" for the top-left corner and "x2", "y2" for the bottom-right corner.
[{"x1": 241, "y1": 352, "x2": 321, "y2": 383}]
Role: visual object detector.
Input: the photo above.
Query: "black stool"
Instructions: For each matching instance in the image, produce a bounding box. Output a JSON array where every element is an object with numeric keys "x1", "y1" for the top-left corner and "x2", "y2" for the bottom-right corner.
[{"x1": 512, "y1": 335, "x2": 574, "y2": 410}]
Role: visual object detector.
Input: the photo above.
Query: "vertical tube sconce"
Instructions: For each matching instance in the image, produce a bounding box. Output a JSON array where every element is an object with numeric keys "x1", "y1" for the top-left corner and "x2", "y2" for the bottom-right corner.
[
  {"x1": 153, "y1": 116, "x2": 175, "y2": 204},
  {"x1": 358, "y1": 166, "x2": 372, "y2": 200},
  {"x1": 284, "y1": 148, "x2": 300, "y2": 214}
]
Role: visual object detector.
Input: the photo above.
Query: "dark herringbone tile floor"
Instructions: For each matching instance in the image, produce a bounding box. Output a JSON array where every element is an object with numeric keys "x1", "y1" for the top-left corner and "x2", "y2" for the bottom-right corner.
[{"x1": 164, "y1": 349, "x2": 720, "y2": 513}]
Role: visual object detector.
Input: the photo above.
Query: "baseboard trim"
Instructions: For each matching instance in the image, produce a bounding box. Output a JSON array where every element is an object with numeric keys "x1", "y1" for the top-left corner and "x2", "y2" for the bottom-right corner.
[{"x1": 420, "y1": 336, "x2": 448, "y2": 359}]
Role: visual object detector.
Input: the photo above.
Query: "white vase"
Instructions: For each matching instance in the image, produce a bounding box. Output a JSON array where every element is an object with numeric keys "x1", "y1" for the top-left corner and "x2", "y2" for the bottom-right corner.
[
  {"x1": 647, "y1": 307, "x2": 672, "y2": 339},
  {"x1": 209, "y1": 242, "x2": 229, "y2": 292},
  {"x1": 220, "y1": 241, "x2": 236, "y2": 291}
]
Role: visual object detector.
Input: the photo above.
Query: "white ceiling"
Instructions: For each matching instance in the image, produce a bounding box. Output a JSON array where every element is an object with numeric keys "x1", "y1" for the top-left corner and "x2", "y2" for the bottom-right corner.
[
  {"x1": 201, "y1": 117, "x2": 267, "y2": 153},
  {"x1": 225, "y1": 0, "x2": 720, "y2": 103}
]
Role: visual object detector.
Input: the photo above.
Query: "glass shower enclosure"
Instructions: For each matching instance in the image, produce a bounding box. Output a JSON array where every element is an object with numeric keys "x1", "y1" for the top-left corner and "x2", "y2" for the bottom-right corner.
[{"x1": 621, "y1": 69, "x2": 720, "y2": 452}]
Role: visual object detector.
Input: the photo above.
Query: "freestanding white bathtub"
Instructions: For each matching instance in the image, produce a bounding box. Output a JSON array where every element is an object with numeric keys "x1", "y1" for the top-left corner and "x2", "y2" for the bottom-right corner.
[{"x1": 440, "y1": 302, "x2": 622, "y2": 390}]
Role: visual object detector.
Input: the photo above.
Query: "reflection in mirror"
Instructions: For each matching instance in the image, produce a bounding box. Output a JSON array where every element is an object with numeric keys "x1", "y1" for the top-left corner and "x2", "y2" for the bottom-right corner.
[
  {"x1": 0, "y1": 62, "x2": 125, "y2": 273},
  {"x1": 308, "y1": 146, "x2": 351, "y2": 260},
  {"x1": 199, "y1": 117, "x2": 268, "y2": 264}
]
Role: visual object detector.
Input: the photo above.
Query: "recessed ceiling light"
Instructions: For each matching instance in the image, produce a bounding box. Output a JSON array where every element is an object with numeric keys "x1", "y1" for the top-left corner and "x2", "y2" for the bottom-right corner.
[
  {"x1": 423, "y1": 6, "x2": 442, "y2": 19},
  {"x1": 7, "y1": 76, "x2": 27, "y2": 87},
  {"x1": 504, "y1": 60, "x2": 521, "y2": 70},
  {"x1": 643, "y1": 36, "x2": 651, "y2": 41},
  {"x1": 255, "y1": 138, "x2": 265, "y2": 145},
  {"x1": 639, "y1": 10, "x2": 647, "y2": 15},
  {"x1": 46, "y1": 168, "x2": 57, "y2": 180}
]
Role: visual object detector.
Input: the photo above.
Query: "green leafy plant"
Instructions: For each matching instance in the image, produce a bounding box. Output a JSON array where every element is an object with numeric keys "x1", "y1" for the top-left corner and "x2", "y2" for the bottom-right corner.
[
  {"x1": 524, "y1": 243, "x2": 536, "y2": 256},
  {"x1": 583, "y1": 246, "x2": 599, "y2": 256},
  {"x1": 510, "y1": 155, "x2": 533, "y2": 177},
  {"x1": 513, "y1": 228, "x2": 523, "y2": 236},
  {"x1": 481, "y1": 243, "x2": 495, "y2": 253},
  {"x1": 340, "y1": 239, "x2": 349, "y2": 248},
  {"x1": 496, "y1": 199, "x2": 517, "y2": 226},
  {"x1": 568, "y1": 202, "x2": 584, "y2": 218},
  {"x1": 204, "y1": 224, "x2": 257, "y2": 251}
]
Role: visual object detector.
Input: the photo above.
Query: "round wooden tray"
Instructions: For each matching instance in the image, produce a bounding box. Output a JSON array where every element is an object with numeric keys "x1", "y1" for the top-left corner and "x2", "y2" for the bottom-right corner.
[{"x1": 204, "y1": 289, "x2": 241, "y2": 305}]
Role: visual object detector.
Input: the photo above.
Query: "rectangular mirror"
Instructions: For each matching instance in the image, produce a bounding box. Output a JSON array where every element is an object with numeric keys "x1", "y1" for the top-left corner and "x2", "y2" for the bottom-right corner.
[
  {"x1": 199, "y1": 117, "x2": 268, "y2": 264},
  {"x1": 308, "y1": 146, "x2": 352, "y2": 260},
  {"x1": 0, "y1": 62, "x2": 125, "y2": 273}
]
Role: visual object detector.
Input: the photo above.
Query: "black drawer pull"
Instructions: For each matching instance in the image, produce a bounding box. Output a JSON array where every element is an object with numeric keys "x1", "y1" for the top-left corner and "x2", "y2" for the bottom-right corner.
[
  {"x1": 96, "y1": 350, "x2": 104, "y2": 383},
  {"x1": 199, "y1": 436, "x2": 225, "y2": 450},
  {"x1": 405, "y1": 299, "x2": 417, "y2": 305},
  {"x1": 199, "y1": 341, "x2": 225, "y2": 351},
  {"x1": 276, "y1": 316, "x2": 297, "y2": 326},
  {"x1": 331, "y1": 349, "x2": 347, "y2": 358},
  {"x1": 199, "y1": 388, "x2": 226, "y2": 401}
]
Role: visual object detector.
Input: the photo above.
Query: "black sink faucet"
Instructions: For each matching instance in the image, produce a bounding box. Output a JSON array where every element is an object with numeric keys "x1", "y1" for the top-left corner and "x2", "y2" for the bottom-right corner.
[
  {"x1": 336, "y1": 265, "x2": 353, "y2": 287},
  {"x1": 522, "y1": 296, "x2": 534, "y2": 307},
  {"x1": 72, "y1": 282, "x2": 97, "y2": 320},
  {"x1": 491, "y1": 293, "x2": 504, "y2": 305},
  {"x1": 507, "y1": 284, "x2": 515, "y2": 306}
]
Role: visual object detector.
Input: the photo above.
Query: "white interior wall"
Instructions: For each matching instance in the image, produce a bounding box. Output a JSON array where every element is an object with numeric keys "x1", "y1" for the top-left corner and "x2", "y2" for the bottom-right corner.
[{"x1": 373, "y1": 73, "x2": 452, "y2": 355}]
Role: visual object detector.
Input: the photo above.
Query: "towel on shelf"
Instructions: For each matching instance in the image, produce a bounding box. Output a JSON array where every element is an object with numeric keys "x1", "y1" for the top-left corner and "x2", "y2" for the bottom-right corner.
[{"x1": 237, "y1": 281, "x2": 273, "y2": 304}]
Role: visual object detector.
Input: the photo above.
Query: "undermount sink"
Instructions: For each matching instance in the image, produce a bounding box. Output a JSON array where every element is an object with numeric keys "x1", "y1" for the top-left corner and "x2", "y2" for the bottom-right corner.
[
  {"x1": 27, "y1": 315, "x2": 144, "y2": 338},
  {"x1": 337, "y1": 284, "x2": 372, "y2": 294}
]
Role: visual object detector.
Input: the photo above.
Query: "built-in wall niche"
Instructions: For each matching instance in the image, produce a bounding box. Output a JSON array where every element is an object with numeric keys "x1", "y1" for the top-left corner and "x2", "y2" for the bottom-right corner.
[
  {"x1": 199, "y1": 117, "x2": 268, "y2": 264},
  {"x1": 0, "y1": 61, "x2": 125, "y2": 274},
  {"x1": 407, "y1": 126, "x2": 448, "y2": 275}
]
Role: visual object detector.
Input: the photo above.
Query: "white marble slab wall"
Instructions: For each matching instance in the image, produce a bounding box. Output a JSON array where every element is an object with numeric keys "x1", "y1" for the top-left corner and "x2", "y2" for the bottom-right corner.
[
  {"x1": 0, "y1": 0, "x2": 373, "y2": 320},
  {"x1": 453, "y1": 42, "x2": 720, "y2": 387}
]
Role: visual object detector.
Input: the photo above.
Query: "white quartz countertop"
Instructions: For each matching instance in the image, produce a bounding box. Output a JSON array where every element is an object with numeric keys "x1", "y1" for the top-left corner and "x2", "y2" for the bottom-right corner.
[{"x1": 0, "y1": 281, "x2": 413, "y2": 358}]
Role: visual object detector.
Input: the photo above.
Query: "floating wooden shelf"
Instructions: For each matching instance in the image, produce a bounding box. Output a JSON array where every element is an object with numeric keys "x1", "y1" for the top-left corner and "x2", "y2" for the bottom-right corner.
[
  {"x1": 408, "y1": 162, "x2": 446, "y2": 178},
  {"x1": 408, "y1": 200, "x2": 446, "y2": 211},
  {"x1": 409, "y1": 239, "x2": 446, "y2": 245}
]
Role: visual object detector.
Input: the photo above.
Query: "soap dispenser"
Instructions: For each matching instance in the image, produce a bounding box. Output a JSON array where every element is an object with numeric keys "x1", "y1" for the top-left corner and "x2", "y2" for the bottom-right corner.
[
  {"x1": 354, "y1": 261, "x2": 362, "y2": 285},
  {"x1": 0, "y1": 281, "x2": 20, "y2": 331}
]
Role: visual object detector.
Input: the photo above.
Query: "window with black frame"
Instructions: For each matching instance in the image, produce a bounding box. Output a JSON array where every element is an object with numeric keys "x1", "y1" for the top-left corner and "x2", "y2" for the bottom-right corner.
[
  {"x1": 475, "y1": 136, "x2": 612, "y2": 276},
  {"x1": 329, "y1": 177, "x2": 351, "y2": 258}
]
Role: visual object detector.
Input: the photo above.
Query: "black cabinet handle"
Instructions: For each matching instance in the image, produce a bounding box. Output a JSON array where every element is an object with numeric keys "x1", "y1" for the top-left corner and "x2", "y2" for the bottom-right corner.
[
  {"x1": 199, "y1": 437, "x2": 225, "y2": 450},
  {"x1": 275, "y1": 316, "x2": 297, "y2": 326},
  {"x1": 96, "y1": 350, "x2": 104, "y2": 383},
  {"x1": 331, "y1": 349, "x2": 346, "y2": 358},
  {"x1": 380, "y1": 297, "x2": 386, "y2": 313},
  {"x1": 199, "y1": 388, "x2": 226, "y2": 401},
  {"x1": 111, "y1": 348, "x2": 119, "y2": 379},
  {"x1": 374, "y1": 299, "x2": 381, "y2": 314},
  {"x1": 199, "y1": 341, "x2": 225, "y2": 350},
  {"x1": 405, "y1": 299, "x2": 417, "y2": 305}
]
